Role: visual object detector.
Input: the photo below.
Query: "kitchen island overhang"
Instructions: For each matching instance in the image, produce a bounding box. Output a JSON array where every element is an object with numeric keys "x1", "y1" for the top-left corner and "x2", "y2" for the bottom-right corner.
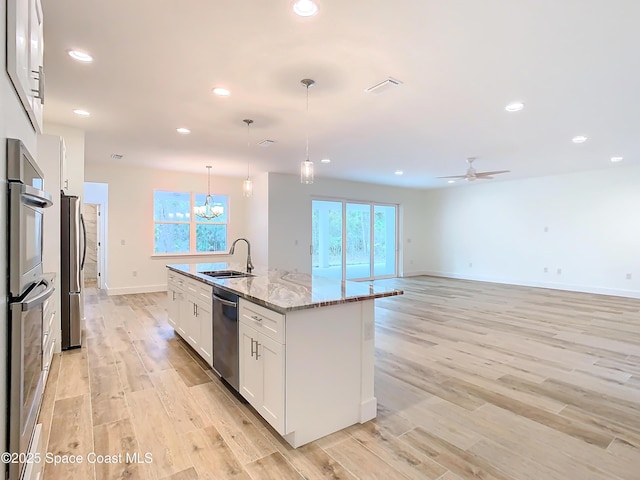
[{"x1": 166, "y1": 262, "x2": 403, "y2": 448}]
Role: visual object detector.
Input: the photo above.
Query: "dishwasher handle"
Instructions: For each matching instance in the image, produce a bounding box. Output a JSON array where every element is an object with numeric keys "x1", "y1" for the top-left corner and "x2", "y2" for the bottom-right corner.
[{"x1": 213, "y1": 294, "x2": 237, "y2": 308}]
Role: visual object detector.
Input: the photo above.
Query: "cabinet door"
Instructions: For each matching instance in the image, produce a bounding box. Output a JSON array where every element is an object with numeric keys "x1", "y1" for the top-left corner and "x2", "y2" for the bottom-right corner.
[
  {"x1": 258, "y1": 334, "x2": 285, "y2": 434},
  {"x1": 239, "y1": 322, "x2": 262, "y2": 406},
  {"x1": 7, "y1": 0, "x2": 31, "y2": 117},
  {"x1": 28, "y1": 0, "x2": 44, "y2": 133},
  {"x1": 197, "y1": 302, "x2": 213, "y2": 367},
  {"x1": 167, "y1": 288, "x2": 179, "y2": 328},
  {"x1": 177, "y1": 293, "x2": 191, "y2": 340}
]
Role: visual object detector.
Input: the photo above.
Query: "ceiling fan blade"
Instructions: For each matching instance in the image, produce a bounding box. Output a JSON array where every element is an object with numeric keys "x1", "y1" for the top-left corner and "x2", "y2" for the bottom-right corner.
[
  {"x1": 437, "y1": 174, "x2": 467, "y2": 179},
  {"x1": 476, "y1": 176, "x2": 494, "y2": 180},
  {"x1": 476, "y1": 170, "x2": 510, "y2": 176}
]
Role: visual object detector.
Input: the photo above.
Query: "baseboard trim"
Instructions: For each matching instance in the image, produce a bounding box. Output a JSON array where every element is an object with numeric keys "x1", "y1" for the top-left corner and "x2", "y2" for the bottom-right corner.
[
  {"x1": 107, "y1": 284, "x2": 167, "y2": 296},
  {"x1": 404, "y1": 271, "x2": 640, "y2": 300}
]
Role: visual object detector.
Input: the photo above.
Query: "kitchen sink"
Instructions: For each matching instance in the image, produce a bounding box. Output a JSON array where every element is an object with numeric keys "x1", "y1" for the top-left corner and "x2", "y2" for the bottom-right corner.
[{"x1": 200, "y1": 270, "x2": 253, "y2": 279}]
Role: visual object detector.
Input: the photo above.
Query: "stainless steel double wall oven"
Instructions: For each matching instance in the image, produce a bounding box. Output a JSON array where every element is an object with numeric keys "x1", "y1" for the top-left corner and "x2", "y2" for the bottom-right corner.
[{"x1": 7, "y1": 139, "x2": 54, "y2": 480}]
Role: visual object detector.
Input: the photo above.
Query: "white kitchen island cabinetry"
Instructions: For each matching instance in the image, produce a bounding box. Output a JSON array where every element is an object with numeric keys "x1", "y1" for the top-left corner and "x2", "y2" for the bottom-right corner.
[
  {"x1": 166, "y1": 271, "x2": 213, "y2": 367},
  {"x1": 236, "y1": 295, "x2": 378, "y2": 447},
  {"x1": 166, "y1": 262, "x2": 402, "y2": 448}
]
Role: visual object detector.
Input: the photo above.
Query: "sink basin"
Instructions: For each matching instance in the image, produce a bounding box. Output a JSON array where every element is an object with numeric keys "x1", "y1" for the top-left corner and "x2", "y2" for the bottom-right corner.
[{"x1": 200, "y1": 270, "x2": 253, "y2": 279}]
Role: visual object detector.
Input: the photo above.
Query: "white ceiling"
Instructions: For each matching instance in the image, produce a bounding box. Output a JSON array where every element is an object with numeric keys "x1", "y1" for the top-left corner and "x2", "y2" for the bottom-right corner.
[{"x1": 42, "y1": 0, "x2": 640, "y2": 189}]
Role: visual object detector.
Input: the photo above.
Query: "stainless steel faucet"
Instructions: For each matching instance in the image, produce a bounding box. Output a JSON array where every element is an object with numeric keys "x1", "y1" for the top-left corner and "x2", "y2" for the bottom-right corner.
[{"x1": 229, "y1": 238, "x2": 254, "y2": 273}]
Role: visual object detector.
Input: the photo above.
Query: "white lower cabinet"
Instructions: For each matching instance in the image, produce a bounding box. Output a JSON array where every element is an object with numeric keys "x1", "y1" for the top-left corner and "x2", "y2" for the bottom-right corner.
[
  {"x1": 239, "y1": 299, "x2": 286, "y2": 434},
  {"x1": 167, "y1": 271, "x2": 213, "y2": 367}
]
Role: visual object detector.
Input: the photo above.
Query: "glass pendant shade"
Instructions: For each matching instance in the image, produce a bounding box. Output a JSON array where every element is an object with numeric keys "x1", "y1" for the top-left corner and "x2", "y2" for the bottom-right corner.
[
  {"x1": 300, "y1": 78, "x2": 315, "y2": 184},
  {"x1": 301, "y1": 159, "x2": 314, "y2": 184},
  {"x1": 243, "y1": 178, "x2": 253, "y2": 197},
  {"x1": 242, "y1": 119, "x2": 254, "y2": 197},
  {"x1": 195, "y1": 166, "x2": 223, "y2": 219}
]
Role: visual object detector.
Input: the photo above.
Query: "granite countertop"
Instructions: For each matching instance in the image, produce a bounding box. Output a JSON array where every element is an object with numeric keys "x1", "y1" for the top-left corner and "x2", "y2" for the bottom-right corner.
[{"x1": 166, "y1": 262, "x2": 404, "y2": 313}]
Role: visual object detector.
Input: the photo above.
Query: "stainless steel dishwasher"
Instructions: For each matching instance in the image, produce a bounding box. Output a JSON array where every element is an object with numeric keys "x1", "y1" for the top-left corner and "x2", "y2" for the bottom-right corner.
[{"x1": 212, "y1": 286, "x2": 240, "y2": 391}]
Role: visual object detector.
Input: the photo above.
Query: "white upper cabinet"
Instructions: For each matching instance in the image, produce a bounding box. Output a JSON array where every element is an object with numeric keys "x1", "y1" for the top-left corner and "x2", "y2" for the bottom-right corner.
[{"x1": 7, "y1": 0, "x2": 45, "y2": 133}]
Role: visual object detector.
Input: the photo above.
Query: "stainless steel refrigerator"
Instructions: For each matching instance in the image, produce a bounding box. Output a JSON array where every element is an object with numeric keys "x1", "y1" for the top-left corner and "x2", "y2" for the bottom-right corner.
[{"x1": 61, "y1": 193, "x2": 86, "y2": 350}]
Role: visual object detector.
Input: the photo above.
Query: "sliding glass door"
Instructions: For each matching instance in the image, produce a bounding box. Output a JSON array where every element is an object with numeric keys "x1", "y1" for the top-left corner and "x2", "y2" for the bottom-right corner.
[{"x1": 312, "y1": 199, "x2": 397, "y2": 281}]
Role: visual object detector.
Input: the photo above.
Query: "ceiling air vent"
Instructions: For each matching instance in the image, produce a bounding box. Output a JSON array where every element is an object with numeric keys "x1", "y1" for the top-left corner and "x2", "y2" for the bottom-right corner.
[
  {"x1": 257, "y1": 140, "x2": 275, "y2": 147},
  {"x1": 364, "y1": 77, "x2": 403, "y2": 95},
  {"x1": 110, "y1": 153, "x2": 124, "y2": 160}
]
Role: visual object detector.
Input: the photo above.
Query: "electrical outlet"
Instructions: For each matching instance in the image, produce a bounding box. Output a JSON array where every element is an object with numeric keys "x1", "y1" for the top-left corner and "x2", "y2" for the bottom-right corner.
[
  {"x1": 626, "y1": 273, "x2": 632, "y2": 280},
  {"x1": 120, "y1": 239, "x2": 126, "y2": 246},
  {"x1": 544, "y1": 226, "x2": 549, "y2": 232},
  {"x1": 557, "y1": 268, "x2": 562, "y2": 274},
  {"x1": 132, "y1": 271, "x2": 137, "y2": 277},
  {"x1": 469, "y1": 262, "x2": 473, "y2": 268},
  {"x1": 544, "y1": 267, "x2": 548, "y2": 273}
]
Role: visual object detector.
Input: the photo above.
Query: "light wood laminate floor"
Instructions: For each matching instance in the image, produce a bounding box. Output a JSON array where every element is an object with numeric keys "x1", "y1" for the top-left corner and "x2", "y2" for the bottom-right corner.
[{"x1": 39, "y1": 277, "x2": 640, "y2": 479}]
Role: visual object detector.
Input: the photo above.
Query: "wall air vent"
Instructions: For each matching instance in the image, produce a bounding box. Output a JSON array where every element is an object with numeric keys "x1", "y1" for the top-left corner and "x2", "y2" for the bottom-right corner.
[
  {"x1": 364, "y1": 77, "x2": 403, "y2": 95},
  {"x1": 257, "y1": 140, "x2": 275, "y2": 147},
  {"x1": 110, "y1": 153, "x2": 124, "y2": 160}
]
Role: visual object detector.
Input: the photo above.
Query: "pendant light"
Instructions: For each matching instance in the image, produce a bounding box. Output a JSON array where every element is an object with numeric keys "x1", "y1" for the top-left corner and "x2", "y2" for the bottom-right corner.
[
  {"x1": 300, "y1": 78, "x2": 315, "y2": 184},
  {"x1": 194, "y1": 165, "x2": 223, "y2": 219},
  {"x1": 242, "y1": 119, "x2": 254, "y2": 197}
]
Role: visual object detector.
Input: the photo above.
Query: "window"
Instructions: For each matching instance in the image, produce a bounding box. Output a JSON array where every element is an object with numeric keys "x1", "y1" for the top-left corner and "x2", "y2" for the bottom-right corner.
[{"x1": 153, "y1": 190, "x2": 228, "y2": 254}]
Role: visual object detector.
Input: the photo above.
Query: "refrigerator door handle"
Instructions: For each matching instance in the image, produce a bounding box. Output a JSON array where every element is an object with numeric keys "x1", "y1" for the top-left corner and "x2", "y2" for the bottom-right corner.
[{"x1": 80, "y1": 213, "x2": 87, "y2": 270}]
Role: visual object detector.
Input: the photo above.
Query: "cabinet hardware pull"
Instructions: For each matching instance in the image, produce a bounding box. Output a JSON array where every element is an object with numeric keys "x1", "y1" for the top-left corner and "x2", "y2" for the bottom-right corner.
[
  {"x1": 31, "y1": 66, "x2": 45, "y2": 103},
  {"x1": 250, "y1": 338, "x2": 256, "y2": 357},
  {"x1": 255, "y1": 342, "x2": 261, "y2": 360},
  {"x1": 251, "y1": 315, "x2": 262, "y2": 322},
  {"x1": 172, "y1": 291, "x2": 176, "y2": 301}
]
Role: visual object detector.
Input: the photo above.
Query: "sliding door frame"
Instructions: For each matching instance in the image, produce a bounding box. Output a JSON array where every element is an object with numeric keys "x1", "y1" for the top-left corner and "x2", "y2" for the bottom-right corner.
[{"x1": 312, "y1": 196, "x2": 399, "y2": 282}]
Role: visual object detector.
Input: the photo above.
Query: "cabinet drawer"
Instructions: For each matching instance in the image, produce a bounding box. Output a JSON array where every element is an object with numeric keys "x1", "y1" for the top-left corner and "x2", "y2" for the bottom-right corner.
[
  {"x1": 183, "y1": 276, "x2": 212, "y2": 301},
  {"x1": 168, "y1": 271, "x2": 186, "y2": 290},
  {"x1": 239, "y1": 299, "x2": 285, "y2": 343}
]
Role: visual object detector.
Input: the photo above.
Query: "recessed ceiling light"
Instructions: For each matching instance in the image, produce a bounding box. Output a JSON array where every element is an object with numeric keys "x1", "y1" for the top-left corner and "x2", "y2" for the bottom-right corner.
[
  {"x1": 448, "y1": 180, "x2": 456, "y2": 184},
  {"x1": 394, "y1": 170, "x2": 403, "y2": 175},
  {"x1": 572, "y1": 135, "x2": 588, "y2": 144},
  {"x1": 67, "y1": 50, "x2": 93, "y2": 63},
  {"x1": 176, "y1": 127, "x2": 191, "y2": 135},
  {"x1": 73, "y1": 109, "x2": 90, "y2": 117},
  {"x1": 321, "y1": 158, "x2": 331, "y2": 163},
  {"x1": 505, "y1": 101, "x2": 524, "y2": 112},
  {"x1": 611, "y1": 156, "x2": 624, "y2": 163},
  {"x1": 212, "y1": 87, "x2": 230, "y2": 96},
  {"x1": 293, "y1": 0, "x2": 318, "y2": 17}
]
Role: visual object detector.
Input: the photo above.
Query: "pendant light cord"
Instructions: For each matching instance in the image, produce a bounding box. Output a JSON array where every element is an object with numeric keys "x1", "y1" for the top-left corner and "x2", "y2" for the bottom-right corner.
[
  {"x1": 247, "y1": 121, "x2": 251, "y2": 178},
  {"x1": 305, "y1": 84, "x2": 310, "y2": 161}
]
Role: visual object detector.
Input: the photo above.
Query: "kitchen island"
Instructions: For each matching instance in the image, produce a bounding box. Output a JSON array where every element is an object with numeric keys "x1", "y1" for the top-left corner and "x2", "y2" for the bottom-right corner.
[{"x1": 166, "y1": 262, "x2": 403, "y2": 448}]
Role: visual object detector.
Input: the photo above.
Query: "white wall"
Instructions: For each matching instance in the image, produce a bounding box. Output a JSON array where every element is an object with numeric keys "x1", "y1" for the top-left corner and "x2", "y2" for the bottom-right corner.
[
  {"x1": 245, "y1": 172, "x2": 269, "y2": 268},
  {"x1": 1, "y1": 3, "x2": 39, "y2": 466},
  {"x1": 422, "y1": 165, "x2": 640, "y2": 298},
  {"x1": 84, "y1": 163, "x2": 251, "y2": 294},
  {"x1": 266, "y1": 173, "x2": 428, "y2": 275}
]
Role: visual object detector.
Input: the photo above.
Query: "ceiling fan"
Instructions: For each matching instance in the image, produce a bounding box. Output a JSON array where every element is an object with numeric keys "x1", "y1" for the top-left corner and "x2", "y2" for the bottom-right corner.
[{"x1": 437, "y1": 157, "x2": 510, "y2": 182}]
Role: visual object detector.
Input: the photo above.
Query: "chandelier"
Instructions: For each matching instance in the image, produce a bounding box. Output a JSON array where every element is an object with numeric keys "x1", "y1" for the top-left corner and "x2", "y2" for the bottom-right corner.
[{"x1": 194, "y1": 165, "x2": 223, "y2": 219}]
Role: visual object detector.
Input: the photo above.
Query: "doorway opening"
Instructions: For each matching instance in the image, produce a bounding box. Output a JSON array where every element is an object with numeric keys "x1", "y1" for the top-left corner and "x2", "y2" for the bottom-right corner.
[{"x1": 84, "y1": 182, "x2": 108, "y2": 289}]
